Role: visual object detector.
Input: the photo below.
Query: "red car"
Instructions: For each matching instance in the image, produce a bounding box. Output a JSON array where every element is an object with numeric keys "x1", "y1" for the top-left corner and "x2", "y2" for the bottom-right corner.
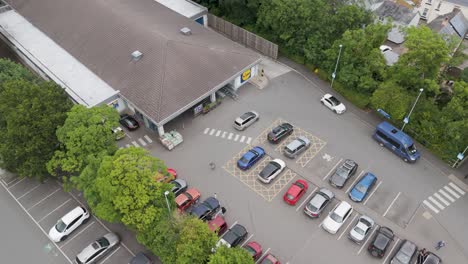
[
  {"x1": 167, "y1": 168, "x2": 177, "y2": 179},
  {"x1": 208, "y1": 215, "x2": 228, "y2": 236},
  {"x1": 244, "y1": 241, "x2": 262, "y2": 260},
  {"x1": 260, "y1": 253, "x2": 280, "y2": 264},
  {"x1": 175, "y1": 188, "x2": 201, "y2": 211},
  {"x1": 283, "y1": 179, "x2": 309, "y2": 205}
]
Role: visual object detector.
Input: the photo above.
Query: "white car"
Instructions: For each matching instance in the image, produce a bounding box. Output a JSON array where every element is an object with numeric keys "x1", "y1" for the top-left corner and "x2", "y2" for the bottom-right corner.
[
  {"x1": 379, "y1": 45, "x2": 392, "y2": 53},
  {"x1": 348, "y1": 215, "x2": 375, "y2": 244},
  {"x1": 258, "y1": 159, "x2": 286, "y2": 184},
  {"x1": 320, "y1": 94, "x2": 346, "y2": 114},
  {"x1": 322, "y1": 201, "x2": 353, "y2": 234},
  {"x1": 233, "y1": 111, "x2": 259, "y2": 131},
  {"x1": 49, "y1": 206, "x2": 90, "y2": 242}
]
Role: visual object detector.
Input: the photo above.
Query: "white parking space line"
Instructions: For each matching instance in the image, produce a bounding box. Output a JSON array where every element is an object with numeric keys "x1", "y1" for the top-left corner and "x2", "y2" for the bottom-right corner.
[
  {"x1": 8, "y1": 177, "x2": 26, "y2": 188},
  {"x1": 357, "y1": 225, "x2": 379, "y2": 255},
  {"x1": 221, "y1": 132, "x2": 227, "y2": 138},
  {"x1": 346, "y1": 170, "x2": 364, "y2": 194},
  {"x1": 234, "y1": 135, "x2": 239, "y2": 141},
  {"x1": 204, "y1": 128, "x2": 210, "y2": 134},
  {"x1": 215, "y1": 130, "x2": 221, "y2": 137},
  {"x1": 60, "y1": 221, "x2": 95, "y2": 248},
  {"x1": 125, "y1": 144, "x2": 131, "y2": 148},
  {"x1": 256, "y1": 248, "x2": 271, "y2": 264},
  {"x1": 38, "y1": 198, "x2": 72, "y2": 222},
  {"x1": 444, "y1": 185, "x2": 460, "y2": 199},
  {"x1": 322, "y1": 158, "x2": 343, "y2": 181},
  {"x1": 423, "y1": 200, "x2": 440, "y2": 214},
  {"x1": 131, "y1": 141, "x2": 140, "y2": 147},
  {"x1": 229, "y1": 221, "x2": 238, "y2": 229},
  {"x1": 433, "y1": 193, "x2": 450, "y2": 206},
  {"x1": 209, "y1": 129, "x2": 216, "y2": 136},
  {"x1": 17, "y1": 183, "x2": 42, "y2": 199},
  {"x1": 363, "y1": 181, "x2": 383, "y2": 206},
  {"x1": 6, "y1": 177, "x2": 20, "y2": 186},
  {"x1": 143, "y1": 135, "x2": 153, "y2": 143},
  {"x1": 382, "y1": 238, "x2": 400, "y2": 264},
  {"x1": 449, "y1": 182, "x2": 465, "y2": 195},
  {"x1": 228, "y1": 133, "x2": 233, "y2": 140},
  {"x1": 99, "y1": 246, "x2": 121, "y2": 264},
  {"x1": 246, "y1": 137, "x2": 252, "y2": 144},
  {"x1": 138, "y1": 138, "x2": 147, "y2": 146},
  {"x1": 240, "y1": 135, "x2": 246, "y2": 142},
  {"x1": 241, "y1": 234, "x2": 254, "y2": 247},
  {"x1": 0, "y1": 180, "x2": 73, "y2": 264},
  {"x1": 438, "y1": 189, "x2": 455, "y2": 202},
  {"x1": 428, "y1": 196, "x2": 445, "y2": 210},
  {"x1": 383, "y1": 192, "x2": 401, "y2": 217},
  {"x1": 296, "y1": 187, "x2": 317, "y2": 212},
  {"x1": 27, "y1": 188, "x2": 61, "y2": 210},
  {"x1": 337, "y1": 214, "x2": 357, "y2": 240}
]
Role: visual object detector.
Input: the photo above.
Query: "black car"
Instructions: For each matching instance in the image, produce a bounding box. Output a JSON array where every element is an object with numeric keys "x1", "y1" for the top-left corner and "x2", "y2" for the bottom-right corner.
[
  {"x1": 190, "y1": 197, "x2": 220, "y2": 221},
  {"x1": 119, "y1": 114, "x2": 139, "y2": 130},
  {"x1": 329, "y1": 159, "x2": 358, "y2": 189},
  {"x1": 267, "y1": 123, "x2": 294, "y2": 143},
  {"x1": 216, "y1": 224, "x2": 248, "y2": 248},
  {"x1": 368, "y1": 226, "x2": 394, "y2": 258}
]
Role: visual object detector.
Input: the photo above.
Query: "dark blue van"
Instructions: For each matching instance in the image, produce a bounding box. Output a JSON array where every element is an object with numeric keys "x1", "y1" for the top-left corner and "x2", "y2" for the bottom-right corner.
[{"x1": 372, "y1": 121, "x2": 420, "y2": 163}]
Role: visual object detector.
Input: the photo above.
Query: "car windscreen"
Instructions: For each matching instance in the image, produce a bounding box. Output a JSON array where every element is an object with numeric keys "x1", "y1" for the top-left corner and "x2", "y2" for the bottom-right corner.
[
  {"x1": 260, "y1": 163, "x2": 279, "y2": 177},
  {"x1": 240, "y1": 157, "x2": 250, "y2": 164},
  {"x1": 335, "y1": 167, "x2": 349, "y2": 178},
  {"x1": 272, "y1": 127, "x2": 282, "y2": 134},
  {"x1": 55, "y1": 220, "x2": 67, "y2": 232},
  {"x1": 97, "y1": 237, "x2": 110, "y2": 247},
  {"x1": 407, "y1": 144, "x2": 417, "y2": 154},
  {"x1": 286, "y1": 194, "x2": 295, "y2": 200},
  {"x1": 329, "y1": 96, "x2": 340, "y2": 105},
  {"x1": 245, "y1": 245, "x2": 256, "y2": 256},
  {"x1": 354, "y1": 226, "x2": 366, "y2": 236},
  {"x1": 330, "y1": 212, "x2": 343, "y2": 223}
]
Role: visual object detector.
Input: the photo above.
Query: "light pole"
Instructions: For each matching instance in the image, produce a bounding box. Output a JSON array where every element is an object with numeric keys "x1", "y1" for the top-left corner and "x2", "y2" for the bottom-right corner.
[
  {"x1": 330, "y1": 44, "x2": 343, "y2": 89},
  {"x1": 452, "y1": 145, "x2": 468, "y2": 169},
  {"x1": 401, "y1": 88, "x2": 424, "y2": 131},
  {"x1": 163, "y1": 191, "x2": 171, "y2": 216}
]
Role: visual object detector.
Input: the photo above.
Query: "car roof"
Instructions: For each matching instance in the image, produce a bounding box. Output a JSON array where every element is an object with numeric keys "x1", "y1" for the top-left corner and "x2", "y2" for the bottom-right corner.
[
  {"x1": 190, "y1": 204, "x2": 209, "y2": 216},
  {"x1": 334, "y1": 201, "x2": 352, "y2": 216},
  {"x1": 377, "y1": 121, "x2": 414, "y2": 147},
  {"x1": 62, "y1": 206, "x2": 85, "y2": 224},
  {"x1": 185, "y1": 188, "x2": 200, "y2": 199},
  {"x1": 203, "y1": 197, "x2": 219, "y2": 209},
  {"x1": 318, "y1": 188, "x2": 334, "y2": 199},
  {"x1": 231, "y1": 224, "x2": 247, "y2": 235},
  {"x1": 360, "y1": 173, "x2": 377, "y2": 184},
  {"x1": 286, "y1": 137, "x2": 307, "y2": 150},
  {"x1": 287, "y1": 184, "x2": 303, "y2": 196},
  {"x1": 399, "y1": 240, "x2": 417, "y2": 255},
  {"x1": 246, "y1": 241, "x2": 261, "y2": 252},
  {"x1": 208, "y1": 215, "x2": 226, "y2": 232}
]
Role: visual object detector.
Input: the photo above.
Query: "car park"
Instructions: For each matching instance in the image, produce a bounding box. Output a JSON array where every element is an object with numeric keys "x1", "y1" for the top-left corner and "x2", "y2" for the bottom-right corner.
[
  {"x1": 48, "y1": 206, "x2": 90, "y2": 242},
  {"x1": 75, "y1": 232, "x2": 120, "y2": 264},
  {"x1": 233, "y1": 111, "x2": 259, "y2": 131},
  {"x1": 283, "y1": 179, "x2": 309, "y2": 205},
  {"x1": 320, "y1": 93, "x2": 346, "y2": 114},
  {"x1": 322, "y1": 201, "x2": 353, "y2": 234},
  {"x1": 175, "y1": 188, "x2": 201, "y2": 211},
  {"x1": 170, "y1": 179, "x2": 187, "y2": 196},
  {"x1": 267, "y1": 123, "x2": 294, "y2": 143},
  {"x1": 259, "y1": 253, "x2": 281, "y2": 264},
  {"x1": 304, "y1": 188, "x2": 334, "y2": 218},
  {"x1": 329, "y1": 159, "x2": 358, "y2": 189},
  {"x1": 190, "y1": 196, "x2": 220, "y2": 221},
  {"x1": 216, "y1": 224, "x2": 248, "y2": 248},
  {"x1": 349, "y1": 172, "x2": 377, "y2": 202},
  {"x1": 348, "y1": 215, "x2": 375, "y2": 244},
  {"x1": 244, "y1": 241, "x2": 262, "y2": 261},
  {"x1": 422, "y1": 252, "x2": 442, "y2": 264},
  {"x1": 119, "y1": 114, "x2": 139, "y2": 130},
  {"x1": 368, "y1": 226, "x2": 394, "y2": 258},
  {"x1": 258, "y1": 159, "x2": 286, "y2": 184},
  {"x1": 208, "y1": 215, "x2": 228, "y2": 236},
  {"x1": 129, "y1": 252, "x2": 152, "y2": 264},
  {"x1": 283, "y1": 136, "x2": 310, "y2": 159},
  {"x1": 237, "y1": 146, "x2": 265, "y2": 170},
  {"x1": 391, "y1": 240, "x2": 417, "y2": 264}
]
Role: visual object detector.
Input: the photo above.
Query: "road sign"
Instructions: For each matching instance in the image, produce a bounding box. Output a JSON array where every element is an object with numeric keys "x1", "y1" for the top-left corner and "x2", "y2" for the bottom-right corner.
[
  {"x1": 403, "y1": 117, "x2": 409, "y2": 124},
  {"x1": 457, "y1": 153, "x2": 464, "y2": 160}
]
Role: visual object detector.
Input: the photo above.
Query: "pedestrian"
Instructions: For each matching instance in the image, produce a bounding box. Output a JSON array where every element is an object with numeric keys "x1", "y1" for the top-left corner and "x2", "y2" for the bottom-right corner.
[{"x1": 435, "y1": 240, "x2": 446, "y2": 250}]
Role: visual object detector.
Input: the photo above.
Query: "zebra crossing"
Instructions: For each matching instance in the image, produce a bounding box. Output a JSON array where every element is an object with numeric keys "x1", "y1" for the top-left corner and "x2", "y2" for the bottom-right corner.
[
  {"x1": 203, "y1": 128, "x2": 252, "y2": 144},
  {"x1": 423, "y1": 182, "x2": 466, "y2": 214},
  {"x1": 120, "y1": 135, "x2": 154, "y2": 149}
]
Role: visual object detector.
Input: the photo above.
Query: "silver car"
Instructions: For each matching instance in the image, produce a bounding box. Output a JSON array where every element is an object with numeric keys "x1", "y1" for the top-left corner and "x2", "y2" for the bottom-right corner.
[
  {"x1": 390, "y1": 240, "x2": 417, "y2": 264},
  {"x1": 233, "y1": 111, "x2": 259, "y2": 131},
  {"x1": 75, "y1": 233, "x2": 120, "y2": 264},
  {"x1": 303, "y1": 188, "x2": 334, "y2": 218},
  {"x1": 349, "y1": 215, "x2": 375, "y2": 244},
  {"x1": 284, "y1": 136, "x2": 310, "y2": 159}
]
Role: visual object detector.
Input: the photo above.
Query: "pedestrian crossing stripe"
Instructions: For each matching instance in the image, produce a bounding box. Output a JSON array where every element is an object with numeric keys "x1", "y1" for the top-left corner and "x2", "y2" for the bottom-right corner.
[
  {"x1": 448, "y1": 182, "x2": 465, "y2": 195},
  {"x1": 438, "y1": 189, "x2": 455, "y2": 202},
  {"x1": 203, "y1": 128, "x2": 252, "y2": 144},
  {"x1": 423, "y1": 200, "x2": 439, "y2": 214},
  {"x1": 444, "y1": 185, "x2": 460, "y2": 199},
  {"x1": 433, "y1": 193, "x2": 449, "y2": 206},
  {"x1": 423, "y1": 182, "x2": 465, "y2": 214}
]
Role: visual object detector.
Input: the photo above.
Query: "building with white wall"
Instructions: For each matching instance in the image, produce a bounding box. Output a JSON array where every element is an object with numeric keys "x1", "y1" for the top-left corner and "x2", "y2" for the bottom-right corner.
[{"x1": 419, "y1": 0, "x2": 468, "y2": 23}]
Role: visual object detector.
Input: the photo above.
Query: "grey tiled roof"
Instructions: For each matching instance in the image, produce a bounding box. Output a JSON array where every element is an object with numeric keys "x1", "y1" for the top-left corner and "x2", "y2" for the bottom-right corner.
[
  {"x1": 10, "y1": 0, "x2": 260, "y2": 124},
  {"x1": 374, "y1": 0, "x2": 417, "y2": 24},
  {"x1": 428, "y1": 9, "x2": 468, "y2": 38}
]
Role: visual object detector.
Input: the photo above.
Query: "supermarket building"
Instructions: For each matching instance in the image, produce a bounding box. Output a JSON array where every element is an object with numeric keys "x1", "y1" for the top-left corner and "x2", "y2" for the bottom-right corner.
[{"x1": 0, "y1": 0, "x2": 260, "y2": 136}]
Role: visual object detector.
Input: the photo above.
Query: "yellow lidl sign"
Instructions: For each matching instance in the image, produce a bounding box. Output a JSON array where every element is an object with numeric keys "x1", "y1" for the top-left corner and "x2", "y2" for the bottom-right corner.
[{"x1": 241, "y1": 68, "x2": 251, "y2": 83}]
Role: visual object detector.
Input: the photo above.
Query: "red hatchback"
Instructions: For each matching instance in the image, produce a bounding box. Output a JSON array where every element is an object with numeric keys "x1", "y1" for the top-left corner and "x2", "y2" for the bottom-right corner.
[
  {"x1": 260, "y1": 253, "x2": 281, "y2": 264},
  {"x1": 175, "y1": 188, "x2": 201, "y2": 211},
  {"x1": 283, "y1": 179, "x2": 309, "y2": 205},
  {"x1": 244, "y1": 241, "x2": 262, "y2": 260}
]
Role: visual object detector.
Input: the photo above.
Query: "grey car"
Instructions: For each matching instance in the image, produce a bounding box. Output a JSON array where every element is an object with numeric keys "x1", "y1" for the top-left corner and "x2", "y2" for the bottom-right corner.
[
  {"x1": 171, "y1": 179, "x2": 188, "y2": 196},
  {"x1": 422, "y1": 252, "x2": 441, "y2": 264},
  {"x1": 303, "y1": 188, "x2": 334, "y2": 218},
  {"x1": 349, "y1": 215, "x2": 374, "y2": 244},
  {"x1": 75, "y1": 232, "x2": 120, "y2": 264},
  {"x1": 233, "y1": 111, "x2": 259, "y2": 131},
  {"x1": 284, "y1": 136, "x2": 310, "y2": 159},
  {"x1": 391, "y1": 240, "x2": 417, "y2": 264},
  {"x1": 329, "y1": 159, "x2": 358, "y2": 189}
]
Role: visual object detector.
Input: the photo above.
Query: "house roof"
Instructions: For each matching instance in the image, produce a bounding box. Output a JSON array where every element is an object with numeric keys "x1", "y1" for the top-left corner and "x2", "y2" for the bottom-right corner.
[
  {"x1": 10, "y1": 0, "x2": 260, "y2": 125},
  {"x1": 374, "y1": 0, "x2": 417, "y2": 24},
  {"x1": 428, "y1": 9, "x2": 468, "y2": 38}
]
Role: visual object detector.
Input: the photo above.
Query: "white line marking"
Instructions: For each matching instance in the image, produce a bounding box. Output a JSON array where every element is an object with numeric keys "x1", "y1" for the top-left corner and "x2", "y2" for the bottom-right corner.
[
  {"x1": 449, "y1": 182, "x2": 465, "y2": 195},
  {"x1": 143, "y1": 135, "x2": 153, "y2": 143},
  {"x1": 346, "y1": 171, "x2": 365, "y2": 194},
  {"x1": 433, "y1": 193, "x2": 450, "y2": 206},
  {"x1": 131, "y1": 141, "x2": 139, "y2": 147},
  {"x1": 357, "y1": 225, "x2": 379, "y2": 255},
  {"x1": 240, "y1": 135, "x2": 246, "y2": 142},
  {"x1": 234, "y1": 135, "x2": 239, "y2": 141},
  {"x1": 338, "y1": 214, "x2": 357, "y2": 240},
  {"x1": 215, "y1": 130, "x2": 221, "y2": 137},
  {"x1": 99, "y1": 246, "x2": 121, "y2": 264},
  {"x1": 138, "y1": 138, "x2": 147, "y2": 146},
  {"x1": 6, "y1": 177, "x2": 19, "y2": 186},
  {"x1": 204, "y1": 128, "x2": 210, "y2": 134},
  {"x1": 17, "y1": 183, "x2": 42, "y2": 199},
  {"x1": 382, "y1": 238, "x2": 400, "y2": 264},
  {"x1": 438, "y1": 189, "x2": 455, "y2": 202},
  {"x1": 256, "y1": 248, "x2": 271, "y2": 264},
  {"x1": 296, "y1": 187, "x2": 317, "y2": 212},
  {"x1": 125, "y1": 144, "x2": 131, "y2": 148},
  {"x1": 8, "y1": 177, "x2": 26, "y2": 188},
  {"x1": 241, "y1": 234, "x2": 254, "y2": 247},
  {"x1": 0, "y1": 181, "x2": 73, "y2": 263},
  {"x1": 423, "y1": 200, "x2": 439, "y2": 214},
  {"x1": 322, "y1": 158, "x2": 343, "y2": 181},
  {"x1": 363, "y1": 181, "x2": 382, "y2": 205},
  {"x1": 209, "y1": 129, "x2": 216, "y2": 136},
  {"x1": 221, "y1": 131, "x2": 227, "y2": 138},
  {"x1": 60, "y1": 221, "x2": 95, "y2": 248},
  {"x1": 229, "y1": 221, "x2": 238, "y2": 229},
  {"x1": 428, "y1": 196, "x2": 445, "y2": 210},
  {"x1": 27, "y1": 188, "x2": 61, "y2": 210},
  {"x1": 444, "y1": 185, "x2": 460, "y2": 199},
  {"x1": 246, "y1": 137, "x2": 252, "y2": 144},
  {"x1": 228, "y1": 133, "x2": 233, "y2": 140},
  {"x1": 38, "y1": 198, "x2": 72, "y2": 222},
  {"x1": 383, "y1": 192, "x2": 401, "y2": 217}
]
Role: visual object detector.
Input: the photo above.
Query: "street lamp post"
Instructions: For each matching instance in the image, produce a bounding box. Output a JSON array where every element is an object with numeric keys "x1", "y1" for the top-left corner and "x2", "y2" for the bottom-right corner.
[
  {"x1": 163, "y1": 191, "x2": 171, "y2": 216},
  {"x1": 452, "y1": 145, "x2": 468, "y2": 169},
  {"x1": 330, "y1": 44, "x2": 343, "y2": 89},
  {"x1": 401, "y1": 88, "x2": 424, "y2": 131}
]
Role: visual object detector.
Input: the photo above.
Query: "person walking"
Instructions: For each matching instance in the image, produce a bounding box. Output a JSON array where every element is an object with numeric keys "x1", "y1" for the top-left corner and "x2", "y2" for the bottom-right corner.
[{"x1": 435, "y1": 240, "x2": 446, "y2": 250}]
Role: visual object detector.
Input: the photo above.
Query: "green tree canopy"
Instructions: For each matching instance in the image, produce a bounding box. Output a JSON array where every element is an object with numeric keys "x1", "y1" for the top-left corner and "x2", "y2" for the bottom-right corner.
[
  {"x1": 0, "y1": 58, "x2": 38, "y2": 86},
  {"x1": 208, "y1": 246, "x2": 255, "y2": 264},
  {"x1": 176, "y1": 217, "x2": 218, "y2": 264},
  {"x1": 0, "y1": 80, "x2": 72, "y2": 179},
  {"x1": 370, "y1": 81, "x2": 411, "y2": 121}
]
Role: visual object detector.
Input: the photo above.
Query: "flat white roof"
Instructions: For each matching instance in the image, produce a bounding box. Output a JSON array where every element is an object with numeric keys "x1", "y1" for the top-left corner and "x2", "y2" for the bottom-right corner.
[
  {"x1": 0, "y1": 10, "x2": 118, "y2": 107},
  {"x1": 156, "y1": 0, "x2": 206, "y2": 18}
]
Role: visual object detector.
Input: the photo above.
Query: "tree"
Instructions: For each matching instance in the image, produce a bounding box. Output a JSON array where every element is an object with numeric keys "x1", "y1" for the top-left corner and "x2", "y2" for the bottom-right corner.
[
  {"x1": 0, "y1": 80, "x2": 72, "y2": 179},
  {"x1": 0, "y1": 58, "x2": 37, "y2": 86},
  {"x1": 176, "y1": 217, "x2": 218, "y2": 264},
  {"x1": 370, "y1": 81, "x2": 411, "y2": 121},
  {"x1": 208, "y1": 246, "x2": 255, "y2": 264},
  {"x1": 47, "y1": 105, "x2": 119, "y2": 178}
]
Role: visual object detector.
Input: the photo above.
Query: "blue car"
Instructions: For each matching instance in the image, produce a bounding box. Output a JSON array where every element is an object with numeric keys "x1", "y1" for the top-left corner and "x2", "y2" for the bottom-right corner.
[
  {"x1": 349, "y1": 173, "x2": 377, "y2": 202},
  {"x1": 237, "y1": 146, "x2": 265, "y2": 170}
]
